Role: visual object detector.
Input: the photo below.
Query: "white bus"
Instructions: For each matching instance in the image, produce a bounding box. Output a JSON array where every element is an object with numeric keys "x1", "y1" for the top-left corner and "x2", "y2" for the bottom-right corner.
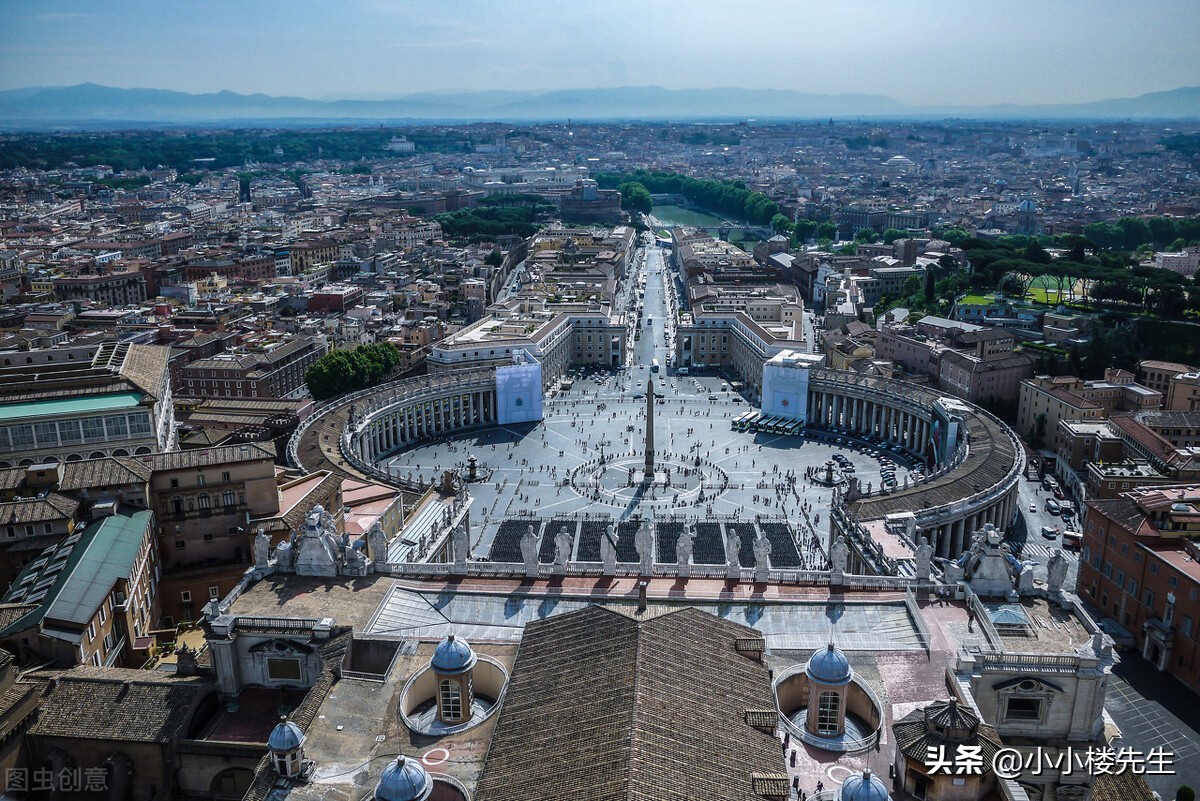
[{"x1": 651, "y1": 359, "x2": 660, "y2": 373}]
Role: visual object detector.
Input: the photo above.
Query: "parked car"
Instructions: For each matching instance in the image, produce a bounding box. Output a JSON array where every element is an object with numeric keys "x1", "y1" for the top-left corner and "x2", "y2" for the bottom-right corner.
[
  {"x1": 1045, "y1": 499, "x2": 1061, "y2": 515},
  {"x1": 1041, "y1": 525, "x2": 1060, "y2": 539},
  {"x1": 1029, "y1": 501, "x2": 1038, "y2": 513}
]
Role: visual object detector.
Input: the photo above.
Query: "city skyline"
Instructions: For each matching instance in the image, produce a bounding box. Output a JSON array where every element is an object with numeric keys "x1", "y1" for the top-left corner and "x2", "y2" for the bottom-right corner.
[{"x1": 3, "y1": 0, "x2": 1200, "y2": 107}]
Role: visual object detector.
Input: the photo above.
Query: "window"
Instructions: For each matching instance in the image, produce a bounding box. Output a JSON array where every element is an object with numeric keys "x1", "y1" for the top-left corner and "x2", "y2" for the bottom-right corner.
[
  {"x1": 223, "y1": 490, "x2": 236, "y2": 507},
  {"x1": 1183, "y1": 617, "x2": 1194, "y2": 638},
  {"x1": 196, "y1": 474, "x2": 206, "y2": 487},
  {"x1": 1004, "y1": 697, "x2": 1042, "y2": 722},
  {"x1": 87, "y1": 622, "x2": 96, "y2": 641},
  {"x1": 222, "y1": 471, "x2": 231, "y2": 483},
  {"x1": 816, "y1": 691, "x2": 841, "y2": 735},
  {"x1": 209, "y1": 586, "x2": 220, "y2": 600},
  {"x1": 180, "y1": 591, "x2": 191, "y2": 603},
  {"x1": 197, "y1": 494, "x2": 210, "y2": 509},
  {"x1": 267, "y1": 658, "x2": 302, "y2": 682},
  {"x1": 1116, "y1": 570, "x2": 1124, "y2": 588},
  {"x1": 81, "y1": 417, "x2": 105, "y2": 442},
  {"x1": 98, "y1": 606, "x2": 107, "y2": 625},
  {"x1": 175, "y1": 540, "x2": 185, "y2": 550},
  {"x1": 439, "y1": 679, "x2": 463, "y2": 720},
  {"x1": 104, "y1": 416, "x2": 128, "y2": 438},
  {"x1": 5, "y1": 527, "x2": 13, "y2": 539},
  {"x1": 1128, "y1": 579, "x2": 1137, "y2": 596},
  {"x1": 1151, "y1": 564, "x2": 1160, "y2": 575},
  {"x1": 1146, "y1": 590, "x2": 1156, "y2": 609},
  {"x1": 170, "y1": 478, "x2": 179, "y2": 488}
]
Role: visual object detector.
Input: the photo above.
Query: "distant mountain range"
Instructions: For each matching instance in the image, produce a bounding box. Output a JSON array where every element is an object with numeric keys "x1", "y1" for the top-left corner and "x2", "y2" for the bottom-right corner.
[{"x1": 2, "y1": 83, "x2": 1200, "y2": 127}]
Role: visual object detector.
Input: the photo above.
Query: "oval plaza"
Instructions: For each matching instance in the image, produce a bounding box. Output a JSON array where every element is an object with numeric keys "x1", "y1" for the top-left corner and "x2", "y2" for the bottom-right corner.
[{"x1": 243, "y1": 236, "x2": 1139, "y2": 801}]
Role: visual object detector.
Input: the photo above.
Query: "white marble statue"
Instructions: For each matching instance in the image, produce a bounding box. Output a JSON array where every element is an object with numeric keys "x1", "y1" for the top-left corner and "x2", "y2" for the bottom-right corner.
[
  {"x1": 914, "y1": 536, "x2": 934, "y2": 581},
  {"x1": 1047, "y1": 549, "x2": 1069, "y2": 594},
  {"x1": 676, "y1": 522, "x2": 695, "y2": 566},
  {"x1": 520, "y1": 525, "x2": 539, "y2": 575},
  {"x1": 753, "y1": 533, "x2": 772, "y2": 582},
  {"x1": 554, "y1": 528, "x2": 573, "y2": 569},
  {"x1": 600, "y1": 522, "x2": 617, "y2": 573},
  {"x1": 725, "y1": 527, "x2": 742, "y2": 568},
  {"x1": 830, "y1": 535, "x2": 849, "y2": 575},
  {"x1": 253, "y1": 528, "x2": 271, "y2": 569},
  {"x1": 367, "y1": 522, "x2": 388, "y2": 564}
]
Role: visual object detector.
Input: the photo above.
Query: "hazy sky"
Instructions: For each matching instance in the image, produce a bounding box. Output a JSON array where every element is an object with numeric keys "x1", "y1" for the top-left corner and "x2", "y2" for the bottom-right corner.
[{"x1": 3, "y1": 0, "x2": 1199, "y2": 106}]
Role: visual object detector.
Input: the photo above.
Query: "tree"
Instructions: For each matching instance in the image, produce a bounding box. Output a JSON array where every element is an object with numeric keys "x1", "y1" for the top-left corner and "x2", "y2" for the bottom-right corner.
[
  {"x1": 941, "y1": 228, "x2": 970, "y2": 245},
  {"x1": 882, "y1": 228, "x2": 907, "y2": 244},
  {"x1": 485, "y1": 250, "x2": 504, "y2": 268},
  {"x1": 815, "y1": 222, "x2": 838, "y2": 240},
  {"x1": 770, "y1": 213, "x2": 793, "y2": 235},
  {"x1": 792, "y1": 219, "x2": 818, "y2": 244},
  {"x1": 924, "y1": 269, "x2": 936, "y2": 303},
  {"x1": 1177, "y1": 786, "x2": 1195, "y2": 801},
  {"x1": 305, "y1": 343, "x2": 401, "y2": 401},
  {"x1": 854, "y1": 229, "x2": 879, "y2": 244},
  {"x1": 902, "y1": 275, "x2": 922, "y2": 299},
  {"x1": 617, "y1": 181, "x2": 653, "y2": 214}
]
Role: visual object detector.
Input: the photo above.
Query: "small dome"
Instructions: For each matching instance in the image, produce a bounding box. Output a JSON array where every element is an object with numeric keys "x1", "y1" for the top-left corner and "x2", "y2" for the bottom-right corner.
[
  {"x1": 431, "y1": 633, "x2": 477, "y2": 675},
  {"x1": 375, "y1": 755, "x2": 432, "y2": 801},
  {"x1": 1017, "y1": 199, "x2": 1037, "y2": 213},
  {"x1": 806, "y1": 643, "x2": 851, "y2": 685},
  {"x1": 267, "y1": 719, "x2": 304, "y2": 752},
  {"x1": 841, "y1": 769, "x2": 891, "y2": 801}
]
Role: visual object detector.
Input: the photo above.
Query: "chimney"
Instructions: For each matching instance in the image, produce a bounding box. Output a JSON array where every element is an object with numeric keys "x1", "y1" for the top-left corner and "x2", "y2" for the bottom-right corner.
[{"x1": 637, "y1": 580, "x2": 648, "y2": 613}]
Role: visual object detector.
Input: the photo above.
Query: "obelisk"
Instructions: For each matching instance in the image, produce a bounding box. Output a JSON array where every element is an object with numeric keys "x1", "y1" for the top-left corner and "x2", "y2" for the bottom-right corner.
[{"x1": 645, "y1": 376, "x2": 655, "y2": 472}]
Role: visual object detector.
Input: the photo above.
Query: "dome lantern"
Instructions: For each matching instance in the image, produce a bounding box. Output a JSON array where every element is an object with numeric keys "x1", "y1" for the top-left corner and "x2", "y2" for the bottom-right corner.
[
  {"x1": 268, "y1": 717, "x2": 306, "y2": 778},
  {"x1": 374, "y1": 755, "x2": 433, "y2": 801},
  {"x1": 431, "y1": 633, "x2": 477, "y2": 725},
  {"x1": 805, "y1": 643, "x2": 852, "y2": 739},
  {"x1": 840, "y1": 768, "x2": 891, "y2": 801}
]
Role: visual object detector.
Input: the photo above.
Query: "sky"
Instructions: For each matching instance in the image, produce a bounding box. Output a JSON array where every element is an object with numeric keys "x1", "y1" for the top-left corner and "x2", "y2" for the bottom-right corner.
[{"x1": 3, "y1": 0, "x2": 1199, "y2": 106}]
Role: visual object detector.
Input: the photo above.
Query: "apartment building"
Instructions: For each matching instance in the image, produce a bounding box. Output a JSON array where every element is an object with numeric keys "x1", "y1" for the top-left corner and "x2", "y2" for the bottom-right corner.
[
  {"x1": 0, "y1": 509, "x2": 159, "y2": 668},
  {"x1": 1079, "y1": 486, "x2": 1200, "y2": 688},
  {"x1": 1017, "y1": 370, "x2": 1162, "y2": 451},
  {"x1": 176, "y1": 336, "x2": 328, "y2": 400},
  {"x1": 1137, "y1": 359, "x2": 1197, "y2": 397}
]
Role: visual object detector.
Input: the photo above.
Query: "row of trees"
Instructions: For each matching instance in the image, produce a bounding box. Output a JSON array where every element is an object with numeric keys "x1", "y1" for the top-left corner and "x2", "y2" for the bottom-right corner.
[
  {"x1": 593, "y1": 169, "x2": 780, "y2": 225},
  {"x1": 433, "y1": 204, "x2": 544, "y2": 240},
  {"x1": 304, "y1": 343, "x2": 401, "y2": 402},
  {"x1": 961, "y1": 238, "x2": 1200, "y2": 318}
]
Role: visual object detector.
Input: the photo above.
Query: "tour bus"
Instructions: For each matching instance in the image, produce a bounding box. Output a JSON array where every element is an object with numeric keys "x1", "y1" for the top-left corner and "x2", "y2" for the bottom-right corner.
[
  {"x1": 732, "y1": 411, "x2": 753, "y2": 431},
  {"x1": 742, "y1": 412, "x2": 763, "y2": 431},
  {"x1": 785, "y1": 419, "x2": 804, "y2": 436},
  {"x1": 651, "y1": 359, "x2": 660, "y2": 373}
]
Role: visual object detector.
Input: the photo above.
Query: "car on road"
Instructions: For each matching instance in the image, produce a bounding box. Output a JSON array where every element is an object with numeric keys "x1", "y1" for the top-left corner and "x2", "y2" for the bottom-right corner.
[
  {"x1": 1046, "y1": 499, "x2": 1061, "y2": 515},
  {"x1": 632, "y1": 392, "x2": 645, "y2": 399},
  {"x1": 708, "y1": 394, "x2": 718, "y2": 400},
  {"x1": 1041, "y1": 525, "x2": 1060, "y2": 539},
  {"x1": 1029, "y1": 501, "x2": 1038, "y2": 513}
]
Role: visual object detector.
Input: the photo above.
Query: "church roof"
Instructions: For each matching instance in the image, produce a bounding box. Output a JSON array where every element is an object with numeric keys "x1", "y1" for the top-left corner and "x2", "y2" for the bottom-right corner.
[{"x1": 474, "y1": 605, "x2": 784, "y2": 801}]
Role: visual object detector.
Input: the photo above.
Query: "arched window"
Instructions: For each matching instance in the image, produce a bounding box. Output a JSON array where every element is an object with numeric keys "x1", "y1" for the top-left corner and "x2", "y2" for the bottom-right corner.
[
  {"x1": 171, "y1": 497, "x2": 184, "y2": 514},
  {"x1": 439, "y1": 678, "x2": 462, "y2": 720},
  {"x1": 817, "y1": 691, "x2": 841, "y2": 735},
  {"x1": 223, "y1": 490, "x2": 236, "y2": 507},
  {"x1": 197, "y1": 494, "x2": 210, "y2": 510}
]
